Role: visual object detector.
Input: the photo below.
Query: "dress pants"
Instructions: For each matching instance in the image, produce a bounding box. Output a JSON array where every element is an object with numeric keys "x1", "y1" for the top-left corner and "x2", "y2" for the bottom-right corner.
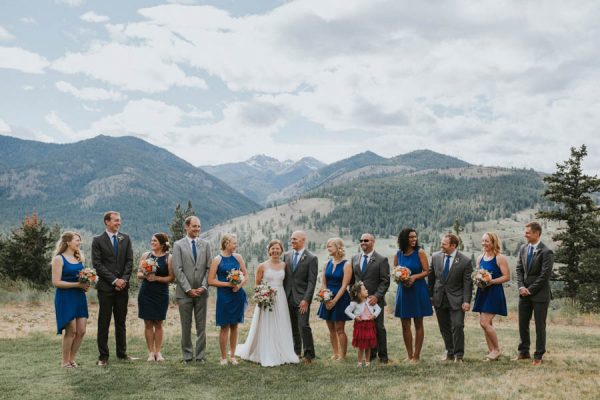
[
  {"x1": 178, "y1": 295, "x2": 208, "y2": 361},
  {"x1": 518, "y1": 296, "x2": 549, "y2": 360},
  {"x1": 97, "y1": 290, "x2": 129, "y2": 360},
  {"x1": 289, "y1": 303, "x2": 315, "y2": 359},
  {"x1": 435, "y1": 295, "x2": 465, "y2": 359},
  {"x1": 370, "y1": 304, "x2": 388, "y2": 362}
]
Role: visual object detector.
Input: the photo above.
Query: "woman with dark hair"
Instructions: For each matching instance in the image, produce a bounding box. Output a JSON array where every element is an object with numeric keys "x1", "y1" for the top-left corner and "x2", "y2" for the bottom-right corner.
[
  {"x1": 52, "y1": 231, "x2": 89, "y2": 368},
  {"x1": 393, "y1": 228, "x2": 433, "y2": 362},
  {"x1": 137, "y1": 232, "x2": 174, "y2": 362}
]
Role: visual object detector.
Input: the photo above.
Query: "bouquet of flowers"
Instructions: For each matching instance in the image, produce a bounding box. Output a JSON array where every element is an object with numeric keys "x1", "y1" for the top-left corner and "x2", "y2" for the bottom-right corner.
[
  {"x1": 314, "y1": 288, "x2": 334, "y2": 303},
  {"x1": 140, "y1": 258, "x2": 158, "y2": 276},
  {"x1": 253, "y1": 280, "x2": 277, "y2": 311},
  {"x1": 472, "y1": 268, "x2": 492, "y2": 289},
  {"x1": 392, "y1": 266, "x2": 412, "y2": 286},
  {"x1": 78, "y1": 267, "x2": 98, "y2": 286},
  {"x1": 227, "y1": 269, "x2": 244, "y2": 286}
]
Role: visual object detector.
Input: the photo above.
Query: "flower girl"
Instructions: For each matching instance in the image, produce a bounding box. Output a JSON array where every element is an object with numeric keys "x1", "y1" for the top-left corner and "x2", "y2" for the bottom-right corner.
[{"x1": 344, "y1": 281, "x2": 381, "y2": 367}]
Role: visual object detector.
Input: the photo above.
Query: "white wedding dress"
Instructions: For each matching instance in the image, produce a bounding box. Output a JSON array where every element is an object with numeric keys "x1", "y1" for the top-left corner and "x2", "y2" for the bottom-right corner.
[{"x1": 235, "y1": 267, "x2": 299, "y2": 367}]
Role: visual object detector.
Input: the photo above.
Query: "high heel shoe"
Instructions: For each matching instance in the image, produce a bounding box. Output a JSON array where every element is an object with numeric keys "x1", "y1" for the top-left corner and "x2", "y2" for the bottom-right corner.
[
  {"x1": 485, "y1": 351, "x2": 501, "y2": 361},
  {"x1": 147, "y1": 352, "x2": 156, "y2": 362}
]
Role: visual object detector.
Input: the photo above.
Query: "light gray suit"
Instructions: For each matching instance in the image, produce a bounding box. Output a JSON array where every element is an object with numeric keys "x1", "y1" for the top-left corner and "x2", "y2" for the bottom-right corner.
[
  {"x1": 172, "y1": 236, "x2": 212, "y2": 361},
  {"x1": 428, "y1": 250, "x2": 473, "y2": 359}
]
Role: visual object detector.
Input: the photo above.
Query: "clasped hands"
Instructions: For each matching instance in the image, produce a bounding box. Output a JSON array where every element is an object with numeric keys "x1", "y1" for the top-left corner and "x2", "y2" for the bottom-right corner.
[{"x1": 186, "y1": 287, "x2": 207, "y2": 298}]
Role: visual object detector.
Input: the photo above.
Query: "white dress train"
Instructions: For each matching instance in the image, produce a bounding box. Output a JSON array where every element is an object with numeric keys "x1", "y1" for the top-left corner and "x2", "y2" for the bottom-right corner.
[{"x1": 235, "y1": 267, "x2": 299, "y2": 367}]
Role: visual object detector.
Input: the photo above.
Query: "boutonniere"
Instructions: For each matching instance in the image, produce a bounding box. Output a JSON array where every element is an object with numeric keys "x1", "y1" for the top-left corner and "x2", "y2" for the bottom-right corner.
[
  {"x1": 301, "y1": 254, "x2": 306, "y2": 262},
  {"x1": 368, "y1": 257, "x2": 375, "y2": 264},
  {"x1": 533, "y1": 248, "x2": 540, "y2": 255},
  {"x1": 118, "y1": 235, "x2": 124, "y2": 242},
  {"x1": 455, "y1": 257, "x2": 460, "y2": 263}
]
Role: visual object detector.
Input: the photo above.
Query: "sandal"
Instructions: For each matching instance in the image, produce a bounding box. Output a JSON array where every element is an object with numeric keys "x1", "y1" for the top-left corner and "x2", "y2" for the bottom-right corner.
[
  {"x1": 155, "y1": 353, "x2": 165, "y2": 362},
  {"x1": 62, "y1": 362, "x2": 73, "y2": 368},
  {"x1": 229, "y1": 357, "x2": 238, "y2": 365}
]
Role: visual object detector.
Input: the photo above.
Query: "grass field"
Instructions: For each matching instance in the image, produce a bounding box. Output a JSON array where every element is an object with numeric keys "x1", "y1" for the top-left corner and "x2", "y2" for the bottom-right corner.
[{"x1": 1, "y1": 297, "x2": 599, "y2": 400}]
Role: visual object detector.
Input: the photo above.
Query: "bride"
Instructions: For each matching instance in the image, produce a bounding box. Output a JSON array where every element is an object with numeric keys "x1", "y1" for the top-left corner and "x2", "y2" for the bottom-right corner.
[{"x1": 235, "y1": 239, "x2": 299, "y2": 367}]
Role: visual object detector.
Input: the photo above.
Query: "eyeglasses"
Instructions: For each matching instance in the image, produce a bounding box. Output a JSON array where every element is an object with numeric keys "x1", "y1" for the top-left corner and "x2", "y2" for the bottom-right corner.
[{"x1": 360, "y1": 239, "x2": 370, "y2": 243}]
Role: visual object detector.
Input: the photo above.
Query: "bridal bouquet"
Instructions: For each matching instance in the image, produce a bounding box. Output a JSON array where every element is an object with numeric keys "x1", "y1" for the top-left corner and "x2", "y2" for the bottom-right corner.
[
  {"x1": 472, "y1": 268, "x2": 492, "y2": 289},
  {"x1": 227, "y1": 269, "x2": 244, "y2": 286},
  {"x1": 78, "y1": 267, "x2": 98, "y2": 286},
  {"x1": 314, "y1": 288, "x2": 334, "y2": 303},
  {"x1": 140, "y1": 258, "x2": 158, "y2": 276},
  {"x1": 392, "y1": 266, "x2": 412, "y2": 286},
  {"x1": 253, "y1": 281, "x2": 277, "y2": 312}
]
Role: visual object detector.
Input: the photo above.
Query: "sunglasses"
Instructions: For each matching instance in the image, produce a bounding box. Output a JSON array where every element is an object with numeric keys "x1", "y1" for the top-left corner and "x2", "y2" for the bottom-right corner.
[{"x1": 359, "y1": 239, "x2": 370, "y2": 243}]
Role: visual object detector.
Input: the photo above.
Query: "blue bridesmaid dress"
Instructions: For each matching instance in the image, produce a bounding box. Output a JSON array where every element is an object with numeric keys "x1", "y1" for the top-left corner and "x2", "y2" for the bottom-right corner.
[
  {"x1": 317, "y1": 259, "x2": 351, "y2": 321},
  {"x1": 215, "y1": 255, "x2": 248, "y2": 326},
  {"x1": 394, "y1": 247, "x2": 433, "y2": 319},
  {"x1": 472, "y1": 256, "x2": 508, "y2": 316},
  {"x1": 54, "y1": 254, "x2": 89, "y2": 334}
]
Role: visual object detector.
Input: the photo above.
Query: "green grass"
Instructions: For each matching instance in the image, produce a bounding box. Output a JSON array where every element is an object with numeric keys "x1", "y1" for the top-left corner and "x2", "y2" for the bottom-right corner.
[{"x1": 1, "y1": 314, "x2": 599, "y2": 400}]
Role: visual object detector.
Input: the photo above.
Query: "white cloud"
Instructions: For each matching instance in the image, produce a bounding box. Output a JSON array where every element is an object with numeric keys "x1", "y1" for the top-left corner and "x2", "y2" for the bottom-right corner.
[
  {"x1": 45, "y1": 111, "x2": 77, "y2": 140},
  {"x1": 167, "y1": 0, "x2": 198, "y2": 4},
  {"x1": 80, "y1": 11, "x2": 110, "y2": 23},
  {"x1": 0, "y1": 25, "x2": 14, "y2": 41},
  {"x1": 22, "y1": 85, "x2": 34, "y2": 91},
  {"x1": 0, "y1": 118, "x2": 11, "y2": 133},
  {"x1": 55, "y1": 80, "x2": 126, "y2": 101},
  {"x1": 55, "y1": 0, "x2": 85, "y2": 7},
  {"x1": 20, "y1": 17, "x2": 37, "y2": 24},
  {"x1": 0, "y1": 46, "x2": 49, "y2": 73}
]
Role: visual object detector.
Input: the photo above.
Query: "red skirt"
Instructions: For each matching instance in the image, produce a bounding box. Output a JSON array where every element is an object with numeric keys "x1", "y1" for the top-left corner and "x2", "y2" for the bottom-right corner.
[{"x1": 352, "y1": 319, "x2": 377, "y2": 349}]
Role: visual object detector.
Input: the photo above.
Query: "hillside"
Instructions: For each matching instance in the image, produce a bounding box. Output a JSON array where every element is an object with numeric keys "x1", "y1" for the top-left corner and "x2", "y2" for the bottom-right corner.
[{"x1": 0, "y1": 135, "x2": 260, "y2": 239}]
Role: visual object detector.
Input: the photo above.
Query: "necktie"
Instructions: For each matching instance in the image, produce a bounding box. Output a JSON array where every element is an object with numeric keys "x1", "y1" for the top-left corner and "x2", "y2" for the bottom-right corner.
[
  {"x1": 443, "y1": 255, "x2": 451, "y2": 279},
  {"x1": 292, "y1": 251, "x2": 299, "y2": 272},
  {"x1": 361, "y1": 255, "x2": 369, "y2": 274},
  {"x1": 112, "y1": 235, "x2": 118, "y2": 257},
  {"x1": 527, "y1": 245, "x2": 534, "y2": 271},
  {"x1": 192, "y1": 240, "x2": 197, "y2": 263}
]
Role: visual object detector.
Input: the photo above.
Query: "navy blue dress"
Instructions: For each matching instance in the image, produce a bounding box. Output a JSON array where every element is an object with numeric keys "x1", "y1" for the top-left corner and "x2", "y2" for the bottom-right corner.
[
  {"x1": 473, "y1": 256, "x2": 508, "y2": 316},
  {"x1": 54, "y1": 255, "x2": 89, "y2": 334},
  {"x1": 215, "y1": 255, "x2": 248, "y2": 326},
  {"x1": 317, "y1": 259, "x2": 351, "y2": 321},
  {"x1": 394, "y1": 248, "x2": 433, "y2": 319},
  {"x1": 138, "y1": 254, "x2": 170, "y2": 321}
]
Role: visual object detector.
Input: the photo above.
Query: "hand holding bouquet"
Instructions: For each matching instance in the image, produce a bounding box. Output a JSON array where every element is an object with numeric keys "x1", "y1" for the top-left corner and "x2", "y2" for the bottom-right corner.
[
  {"x1": 392, "y1": 266, "x2": 412, "y2": 287},
  {"x1": 314, "y1": 288, "x2": 334, "y2": 303},
  {"x1": 472, "y1": 268, "x2": 492, "y2": 289},
  {"x1": 140, "y1": 258, "x2": 158, "y2": 276},
  {"x1": 78, "y1": 267, "x2": 97, "y2": 290},
  {"x1": 253, "y1": 280, "x2": 277, "y2": 311},
  {"x1": 227, "y1": 269, "x2": 244, "y2": 286}
]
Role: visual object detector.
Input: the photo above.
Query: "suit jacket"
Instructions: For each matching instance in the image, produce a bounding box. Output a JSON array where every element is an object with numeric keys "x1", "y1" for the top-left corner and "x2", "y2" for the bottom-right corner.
[
  {"x1": 283, "y1": 249, "x2": 318, "y2": 306},
  {"x1": 172, "y1": 237, "x2": 212, "y2": 299},
  {"x1": 428, "y1": 250, "x2": 473, "y2": 310},
  {"x1": 92, "y1": 232, "x2": 134, "y2": 293},
  {"x1": 351, "y1": 251, "x2": 390, "y2": 306},
  {"x1": 516, "y1": 242, "x2": 553, "y2": 302}
]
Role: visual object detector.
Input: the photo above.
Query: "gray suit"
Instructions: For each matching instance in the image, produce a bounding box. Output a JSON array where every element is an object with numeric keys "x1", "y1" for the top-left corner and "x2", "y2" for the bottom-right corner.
[
  {"x1": 516, "y1": 242, "x2": 553, "y2": 360},
  {"x1": 351, "y1": 251, "x2": 390, "y2": 362},
  {"x1": 428, "y1": 250, "x2": 473, "y2": 359},
  {"x1": 172, "y1": 236, "x2": 212, "y2": 361},
  {"x1": 283, "y1": 249, "x2": 318, "y2": 359}
]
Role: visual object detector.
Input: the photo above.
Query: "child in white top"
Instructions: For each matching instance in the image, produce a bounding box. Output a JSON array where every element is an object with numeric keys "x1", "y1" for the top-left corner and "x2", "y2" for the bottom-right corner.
[{"x1": 344, "y1": 281, "x2": 381, "y2": 367}]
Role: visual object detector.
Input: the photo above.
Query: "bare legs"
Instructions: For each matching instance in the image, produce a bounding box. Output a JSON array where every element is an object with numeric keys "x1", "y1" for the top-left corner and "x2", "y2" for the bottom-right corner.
[
  {"x1": 325, "y1": 321, "x2": 347, "y2": 359},
  {"x1": 479, "y1": 313, "x2": 501, "y2": 358},
  {"x1": 219, "y1": 324, "x2": 239, "y2": 363},
  {"x1": 62, "y1": 318, "x2": 87, "y2": 366},
  {"x1": 401, "y1": 317, "x2": 424, "y2": 361},
  {"x1": 144, "y1": 320, "x2": 164, "y2": 361}
]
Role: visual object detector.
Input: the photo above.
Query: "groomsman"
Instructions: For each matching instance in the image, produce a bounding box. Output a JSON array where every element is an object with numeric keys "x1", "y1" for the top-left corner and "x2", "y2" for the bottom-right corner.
[
  {"x1": 284, "y1": 231, "x2": 318, "y2": 363},
  {"x1": 92, "y1": 211, "x2": 134, "y2": 366},
  {"x1": 172, "y1": 216, "x2": 212, "y2": 363},
  {"x1": 514, "y1": 222, "x2": 554, "y2": 365},
  {"x1": 429, "y1": 233, "x2": 473, "y2": 362},
  {"x1": 351, "y1": 233, "x2": 390, "y2": 363}
]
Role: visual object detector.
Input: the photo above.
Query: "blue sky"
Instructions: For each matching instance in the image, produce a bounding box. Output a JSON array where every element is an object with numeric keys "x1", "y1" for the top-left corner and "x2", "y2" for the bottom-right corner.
[{"x1": 1, "y1": 0, "x2": 599, "y2": 173}]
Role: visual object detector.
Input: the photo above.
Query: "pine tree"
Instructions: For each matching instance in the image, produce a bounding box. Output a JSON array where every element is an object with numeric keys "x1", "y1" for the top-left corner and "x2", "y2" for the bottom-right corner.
[
  {"x1": 0, "y1": 211, "x2": 59, "y2": 287},
  {"x1": 453, "y1": 219, "x2": 465, "y2": 251},
  {"x1": 169, "y1": 200, "x2": 196, "y2": 242},
  {"x1": 537, "y1": 145, "x2": 600, "y2": 302}
]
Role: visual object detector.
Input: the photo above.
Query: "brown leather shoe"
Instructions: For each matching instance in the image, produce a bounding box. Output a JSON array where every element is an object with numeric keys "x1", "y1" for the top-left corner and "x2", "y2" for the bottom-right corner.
[
  {"x1": 454, "y1": 357, "x2": 464, "y2": 363},
  {"x1": 532, "y1": 359, "x2": 543, "y2": 366},
  {"x1": 442, "y1": 355, "x2": 454, "y2": 362},
  {"x1": 303, "y1": 358, "x2": 313, "y2": 365},
  {"x1": 511, "y1": 354, "x2": 531, "y2": 361}
]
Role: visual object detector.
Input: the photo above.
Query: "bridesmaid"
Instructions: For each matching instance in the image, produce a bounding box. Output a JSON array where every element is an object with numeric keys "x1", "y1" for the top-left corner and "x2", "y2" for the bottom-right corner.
[
  {"x1": 472, "y1": 232, "x2": 509, "y2": 360},
  {"x1": 317, "y1": 237, "x2": 352, "y2": 360},
  {"x1": 393, "y1": 228, "x2": 433, "y2": 362},
  {"x1": 137, "y1": 233, "x2": 174, "y2": 362},
  {"x1": 208, "y1": 233, "x2": 248, "y2": 365},
  {"x1": 51, "y1": 231, "x2": 89, "y2": 368}
]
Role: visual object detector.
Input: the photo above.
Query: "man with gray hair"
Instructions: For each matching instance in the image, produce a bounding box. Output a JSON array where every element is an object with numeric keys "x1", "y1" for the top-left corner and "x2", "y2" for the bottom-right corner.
[{"x1": 172, "y1": 216, "x2": 212, "y2": 363}]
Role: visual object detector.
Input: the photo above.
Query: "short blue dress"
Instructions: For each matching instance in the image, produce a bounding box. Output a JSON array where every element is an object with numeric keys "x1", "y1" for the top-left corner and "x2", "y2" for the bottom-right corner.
[
  {"x1": 138, "y1": 254, "x2": 170, "y2": 321},
  {"x1": 394, "y1": 247, "x2": 433, "y2": 319},
  {"x1": 54, "y1": 255, "x2": 89, "y2": 334},
  {"x1": 215, "y1": 255, "x2": 248, "y2": 326},
  {"x1": 473, "y1": 256, "x2": 508, "y2": 316},
  {"x1": 317, "y1": 259, "x2": 351, "y2": 321}
]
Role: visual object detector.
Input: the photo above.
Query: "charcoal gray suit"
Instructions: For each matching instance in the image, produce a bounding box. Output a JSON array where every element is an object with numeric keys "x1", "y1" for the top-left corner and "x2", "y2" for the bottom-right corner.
[
  {"x1": 172, "y1": 236, "x2": 212, "y2": 361},
  {"x1": 351, "y1": 251, "x2": 390, "y2": 362},
  {"x1": 516, "y1": 242, "x2": 553, "y2": 360},
  {"x1": 429, "y1": 250, "x2": 473, "y2": 359},
  {"x1": 284, "y1": 249, "x2": 318, "y2": 360}
]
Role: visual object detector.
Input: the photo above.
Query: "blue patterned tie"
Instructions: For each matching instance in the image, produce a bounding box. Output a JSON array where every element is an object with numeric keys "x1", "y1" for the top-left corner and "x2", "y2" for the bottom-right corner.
[
  {"x1": 443, "y1": 255, "x2": 451, "y2": 279},
  {"x1": 192, "y1": 240, "x2": 197, "y2": 263},
  {"x1": 112, "y1": 235, "x2": 118, "y2": 257},
  {"x1": 527, "y1": 245, "x2": 534, "y2": 271},
  {"x1": 361, "y1": 255, "x2": 369, "y2": 274},
  {"x1": 292, "y1": 251, "x2": 299, "y2": 272}
]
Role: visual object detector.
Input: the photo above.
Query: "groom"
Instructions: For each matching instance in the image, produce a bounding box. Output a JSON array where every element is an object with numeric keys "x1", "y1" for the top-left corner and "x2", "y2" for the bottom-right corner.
[{"x1": 284, "y1": 231, "x2": 318, "y2": 364}]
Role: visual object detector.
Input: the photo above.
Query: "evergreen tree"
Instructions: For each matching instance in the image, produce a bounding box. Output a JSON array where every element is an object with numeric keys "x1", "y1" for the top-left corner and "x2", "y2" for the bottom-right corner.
[
  {"x1": 169, "y1": 200, "x2": 196, "y2": 242},
  {"x1": 1, "y1": 211, "x2": 59, "y2": 287},
  {"x1": 537, "y1": 145, "x2": 600, "y2": 302},
  {"x1": 453, "y1": 218, "x2": 465, "y2": 251}
]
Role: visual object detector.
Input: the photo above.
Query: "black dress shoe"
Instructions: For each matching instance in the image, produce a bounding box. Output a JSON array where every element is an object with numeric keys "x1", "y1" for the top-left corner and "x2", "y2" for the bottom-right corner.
[
  {"x1": 118, "y1": 355, "x2": 139, "y2": 361},
  {"x1": 96, "y1": 360, "x2": 108, "y2": 367}
]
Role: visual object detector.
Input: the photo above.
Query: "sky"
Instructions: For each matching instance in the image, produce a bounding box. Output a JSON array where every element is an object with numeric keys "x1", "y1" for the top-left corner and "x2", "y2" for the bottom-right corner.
[{"x1": 1, "y1": 0, "x2": 599, "y2": 173}]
